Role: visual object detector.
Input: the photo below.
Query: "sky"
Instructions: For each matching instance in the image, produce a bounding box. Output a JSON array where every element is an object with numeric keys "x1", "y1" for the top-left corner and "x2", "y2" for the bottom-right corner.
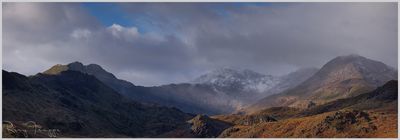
[{"x1": 2, "y1": 2, "x2": 398, "y2": 86}]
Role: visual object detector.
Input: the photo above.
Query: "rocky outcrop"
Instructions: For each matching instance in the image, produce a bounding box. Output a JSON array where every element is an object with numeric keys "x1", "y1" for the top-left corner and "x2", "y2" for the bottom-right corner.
[
  {"x1": 315, "y1": 110, "x2": 377, "y2": 136},
  {"x1": 187, "y1": 115, "x2": 231, "y2": 138}
]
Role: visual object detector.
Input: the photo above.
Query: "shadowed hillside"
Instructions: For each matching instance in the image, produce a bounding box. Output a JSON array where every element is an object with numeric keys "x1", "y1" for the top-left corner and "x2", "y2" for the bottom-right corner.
[{"x1": 3, "y1": 70, "x2": 193, "y2": 138}]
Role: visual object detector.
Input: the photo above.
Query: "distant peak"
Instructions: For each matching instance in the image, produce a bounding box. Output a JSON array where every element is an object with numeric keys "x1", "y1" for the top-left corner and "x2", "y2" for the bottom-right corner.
[
  {"x1": 87, "y1": 63, "x2": 104, "y2": 70},
  {"x1": 335, "y1": 54, "x2": 366, "y2": 60},
  {"x1": 343, "y1": 54, "x2": 362, "y2": 57},
  {"x1": 325, "y1": 54, "x2": 370, "y2": 66},
  {"x1": 88, "y1": 63, "x2": 101, "y2": 67},
  {"x1": 43, "y1": 64, "x2": 68, "y2": 75},
  {"x1": 211, "y1": 67, "x2": 262, "y2": 75},
  {"x1": 69, "y1": 61, "x2": 84, "y2": 65},
  {"x1": 43, "y1": 61, "x2": 106, "y2": 75},
  {"x1": 42, "y1": 62, "x2": 118, "y2": 82},
  {"x1": 213, "y1": 67, "x2": 238, "y2": 72},
  {"x1": 66, "y1": 61, "x2": 84, "y2": 67}
]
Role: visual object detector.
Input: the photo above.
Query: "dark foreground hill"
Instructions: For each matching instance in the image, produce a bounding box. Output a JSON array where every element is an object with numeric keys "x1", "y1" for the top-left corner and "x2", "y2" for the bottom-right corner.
[{"x1": 2, "y1": 70, "x2": 194, "y2": 138}]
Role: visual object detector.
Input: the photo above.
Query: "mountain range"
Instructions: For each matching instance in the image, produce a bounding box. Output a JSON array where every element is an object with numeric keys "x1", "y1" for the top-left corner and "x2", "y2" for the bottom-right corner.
[
  {"x1": 42, "y1": 62, "x2": 317, "y2": 115},
  {"x1": 3, "y1": 54, "x2": 398, "y2": 138}
]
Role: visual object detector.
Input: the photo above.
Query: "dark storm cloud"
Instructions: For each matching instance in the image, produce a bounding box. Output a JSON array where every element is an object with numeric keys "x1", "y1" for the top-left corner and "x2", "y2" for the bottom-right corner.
[
  {"x1": 119, "y1": 3, "x2": 398, "y2": 74},
  {"x1": 3, "y1": 3, "x2": 397, "y2": 86}
]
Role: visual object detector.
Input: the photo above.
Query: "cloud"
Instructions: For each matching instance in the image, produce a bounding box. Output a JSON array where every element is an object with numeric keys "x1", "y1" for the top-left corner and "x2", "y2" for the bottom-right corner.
[
  {"x1": 3, "y1": 3, "x2": 398, "y2": 86},
  {"x1": 71, "y1": 28, "x2": 92, "y2": 39},
  {"x1": 120, "y1": 3, "x2": 398, "y2": 72},
  {"x1": 107, "y1": 24, "x2": 139, "y2": 39}
]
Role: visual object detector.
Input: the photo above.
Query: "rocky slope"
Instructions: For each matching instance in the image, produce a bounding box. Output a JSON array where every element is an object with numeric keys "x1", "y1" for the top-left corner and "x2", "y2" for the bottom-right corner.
[
  {"x1": 186, "y1": 115, "x2": 232, "y2": 138},
  {"x1": 247, "y1": 54, "x2": 397, "y2": 112}
]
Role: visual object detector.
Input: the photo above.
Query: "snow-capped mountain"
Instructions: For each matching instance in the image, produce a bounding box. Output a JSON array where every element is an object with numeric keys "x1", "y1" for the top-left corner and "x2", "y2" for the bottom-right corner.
[
  {"x1": 191, "y1": 67, "x2": 318, "y2": 112},
  {"x1": 193, "y1": 68, "x2": 281, "y2": 93}
]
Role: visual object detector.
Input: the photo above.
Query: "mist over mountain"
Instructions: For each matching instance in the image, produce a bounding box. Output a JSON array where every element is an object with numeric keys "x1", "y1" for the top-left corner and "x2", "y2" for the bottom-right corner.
[
  {"x1": 193, "y1": 68, "x2": 280, "y2": 93},
  {"x1": 191, "y1": 68, "x2": 280, "y2": 105},
  {"x1": 266, "y1": 67, "x2": 319, "y2": 95},
  {"x1": 191, "y1": 67, "x2": 319, "y2": 108}
]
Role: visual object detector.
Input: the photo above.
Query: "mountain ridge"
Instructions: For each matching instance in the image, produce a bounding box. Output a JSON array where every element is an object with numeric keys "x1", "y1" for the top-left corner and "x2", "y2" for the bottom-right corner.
[
  {"x1": 246, "y1": 54, "x2": 397, "y2": 113},
  {"x1": 41, "y1": 62, "x2": 317, "y2": 115}
]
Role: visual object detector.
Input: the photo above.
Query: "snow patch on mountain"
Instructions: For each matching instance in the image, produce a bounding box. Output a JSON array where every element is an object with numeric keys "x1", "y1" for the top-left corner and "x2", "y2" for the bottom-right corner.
[{"x1": 192, "y1": 68, "x2": 281, "y2": 93}]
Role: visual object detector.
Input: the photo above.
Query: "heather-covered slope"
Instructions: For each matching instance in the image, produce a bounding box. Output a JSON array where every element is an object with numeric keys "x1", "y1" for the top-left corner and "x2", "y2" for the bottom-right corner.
[
  {"x1": 215, "y1": 80, "x2": 398, "y2": 138},
  {"x1": 218, "y1": 109, "x2": 397, "y2": 138}
]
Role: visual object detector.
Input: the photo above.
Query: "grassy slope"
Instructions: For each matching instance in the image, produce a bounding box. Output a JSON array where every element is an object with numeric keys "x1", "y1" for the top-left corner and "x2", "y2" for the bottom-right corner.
[
  {"x1": 218, "y1": 109, "x2": 397, "y2": 138},
  {"x1": 215, "y1": 80, "x2": 398, "y2": 138}
]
